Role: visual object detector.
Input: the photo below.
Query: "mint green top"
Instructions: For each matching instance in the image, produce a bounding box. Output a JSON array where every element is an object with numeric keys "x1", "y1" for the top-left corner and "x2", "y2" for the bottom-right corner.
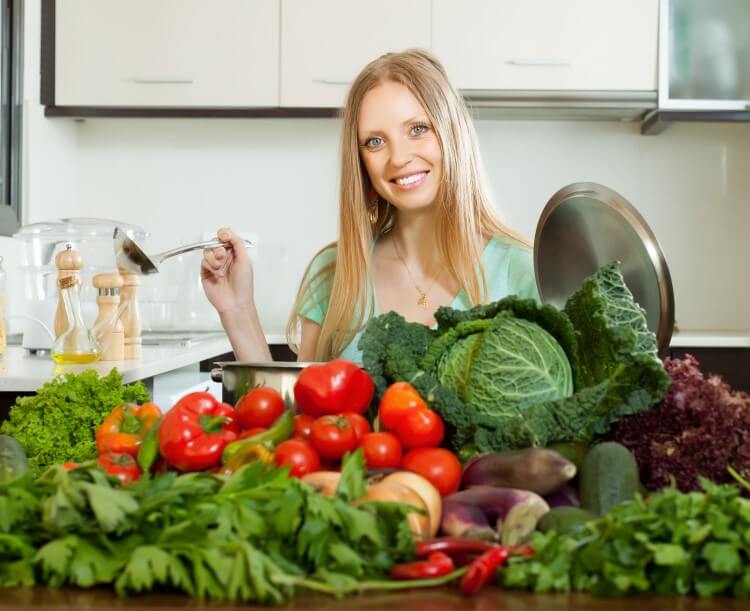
[{"x1": 298, "y1": 235, "x2": 539, "y2": 363}]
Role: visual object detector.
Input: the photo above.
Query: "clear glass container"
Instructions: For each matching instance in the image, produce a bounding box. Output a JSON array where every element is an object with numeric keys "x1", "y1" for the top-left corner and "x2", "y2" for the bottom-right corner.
[{"x1": 50, "y1": 276, "x2": 100, "y2": 364}]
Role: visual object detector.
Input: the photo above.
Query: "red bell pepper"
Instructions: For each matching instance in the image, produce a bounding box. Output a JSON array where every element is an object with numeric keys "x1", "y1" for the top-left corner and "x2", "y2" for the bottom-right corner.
[
  {"x1": 158, "y1": 391, "x2": 239, "y2": 472},
  {"x1": 96, "y1": 402, "x2": 162, "y2": 458},
  {"x1": 293, "y1": 359, "x2": 374, "y2": 417},
  {"x1": 97, "y1": 452, "x2": 141, "y2": 486}
]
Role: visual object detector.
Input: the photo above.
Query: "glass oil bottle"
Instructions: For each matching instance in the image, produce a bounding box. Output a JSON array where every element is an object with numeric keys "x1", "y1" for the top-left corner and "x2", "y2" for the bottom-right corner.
[{"x1": 51, "y1": 276, "x2": 100, "y2": 364}]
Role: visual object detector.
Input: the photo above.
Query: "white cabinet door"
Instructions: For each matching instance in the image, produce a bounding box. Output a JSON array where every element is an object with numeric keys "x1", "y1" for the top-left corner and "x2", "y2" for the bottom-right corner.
[
  {"x1": 433, "y1": 0, "x2": 658, "y2": 92},
  {"x1": 280, "y1": 0, "x2": 431, "y2": 107},
  {"x1": 55, "y1": 0, "x2": 279, "y2": 107}
]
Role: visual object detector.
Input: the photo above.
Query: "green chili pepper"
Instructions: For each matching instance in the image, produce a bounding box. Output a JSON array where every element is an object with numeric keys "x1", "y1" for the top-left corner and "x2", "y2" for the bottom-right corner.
[
  {"x1": 136, "y1": 417, "x2": 161, "y2": 473},
  {"x1": 222, "y1": 409, "x2": 294, "y2": 464}
]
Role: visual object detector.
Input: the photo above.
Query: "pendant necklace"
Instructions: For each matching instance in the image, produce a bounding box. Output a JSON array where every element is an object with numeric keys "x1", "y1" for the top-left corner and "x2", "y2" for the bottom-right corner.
[{"x1": 392, "y1": 238, "x2": 440, "y2": 309}]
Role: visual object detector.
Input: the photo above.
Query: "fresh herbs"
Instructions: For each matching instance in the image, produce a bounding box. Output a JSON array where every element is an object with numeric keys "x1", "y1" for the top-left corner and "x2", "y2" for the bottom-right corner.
[
  {"x1": 0, "y1": 370, "x2": 149, "y2": 476},
  {"x1": 503, "y1": 480, "x2": 750, "y2": 598},
  {"x1": 613, "y1": 355, "x2": 750, "y2": 493},
  {"x1": 0, "y1": 451, "x2": 426, "y2": 602}
]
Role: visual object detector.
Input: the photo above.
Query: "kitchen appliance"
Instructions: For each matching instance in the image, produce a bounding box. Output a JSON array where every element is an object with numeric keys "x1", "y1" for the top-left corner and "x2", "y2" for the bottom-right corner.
[
  {"x1": 210, "y1": 361, "x2": 310, "y2": 407},
  {"x1": 534, "y1": 182, "x2": 675, "y2": 355},
  {"x1": 12, "y1": 218, "x2": 147, "y2": 353},
  {"x1": 113, "y1": 227, "x2": 253, "y2": 275}
]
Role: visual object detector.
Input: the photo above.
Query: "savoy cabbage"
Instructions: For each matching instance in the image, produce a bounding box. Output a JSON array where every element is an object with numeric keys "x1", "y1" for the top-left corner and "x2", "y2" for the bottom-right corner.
[{"x1": 358, "y1": 262, "x2": 669, "y2": 452}]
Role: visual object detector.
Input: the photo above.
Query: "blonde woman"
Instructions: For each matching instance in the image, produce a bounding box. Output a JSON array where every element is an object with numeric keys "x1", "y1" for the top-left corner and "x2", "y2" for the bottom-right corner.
[{"x1": 201, "y1": 49, "x2": 538, "y2": 364}]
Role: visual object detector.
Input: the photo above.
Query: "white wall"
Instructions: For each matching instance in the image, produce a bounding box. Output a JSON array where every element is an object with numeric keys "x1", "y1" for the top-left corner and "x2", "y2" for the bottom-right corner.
[{"x1": 5, "y1": 2, "x2": 750, "y2": 338}]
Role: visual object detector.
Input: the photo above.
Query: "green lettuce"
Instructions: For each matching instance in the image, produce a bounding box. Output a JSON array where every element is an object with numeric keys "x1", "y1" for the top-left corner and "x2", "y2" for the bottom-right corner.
[{"x1": 359, "y1": 262, "x2": 669, "y2": 452}]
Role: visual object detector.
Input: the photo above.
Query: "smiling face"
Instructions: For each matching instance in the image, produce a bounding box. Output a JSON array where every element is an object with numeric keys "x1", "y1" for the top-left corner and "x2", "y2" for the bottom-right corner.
[{"x1": 357, "y1": 81, "x2": 443, "y2": 214}]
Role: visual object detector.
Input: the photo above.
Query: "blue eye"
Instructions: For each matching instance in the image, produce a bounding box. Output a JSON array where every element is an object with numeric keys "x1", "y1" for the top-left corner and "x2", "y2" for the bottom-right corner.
[
  {"x1": 411, "y1": 124, "x2": 429, "y2": 136},
  {"x1": 363, "y1": 136, "x2": 384, "y2": 149}
]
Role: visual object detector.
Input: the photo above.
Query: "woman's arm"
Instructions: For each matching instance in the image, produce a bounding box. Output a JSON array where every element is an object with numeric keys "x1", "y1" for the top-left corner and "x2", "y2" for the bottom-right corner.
[
  {"x1": 297, "y1": 317, "x2": 322, "y2": 362},
  {"x1": 219, "y1": 304, "x2": 273, "y2": 362}
]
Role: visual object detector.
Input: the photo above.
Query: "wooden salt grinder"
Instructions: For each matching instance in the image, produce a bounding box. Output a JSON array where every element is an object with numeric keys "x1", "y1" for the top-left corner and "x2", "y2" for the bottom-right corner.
[
  {"x1": 93, "y1": 273, "x2": 125, "y2": 361},
  {"x1": 118, "y1": 271, "x2": 142, "y2": 360},
  {"x1": 54, "y1": 244, "x2": 83, "y2": 339}
]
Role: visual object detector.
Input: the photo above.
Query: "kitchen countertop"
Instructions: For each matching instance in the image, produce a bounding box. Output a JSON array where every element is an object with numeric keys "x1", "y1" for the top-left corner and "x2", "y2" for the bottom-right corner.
[
  {"x1": 669, "y1": 331, "x2": 750, "y2": 348},
  {"x1": 0, "y1": 586, "x2": 744, "y2": 610},
  {"x1": 0, "y1": 335, "x2": 232, "y2": 392}
]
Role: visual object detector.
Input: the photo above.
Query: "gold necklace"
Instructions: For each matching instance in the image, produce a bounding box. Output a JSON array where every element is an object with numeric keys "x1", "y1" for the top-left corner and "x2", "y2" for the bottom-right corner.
[{"x1": 392, "y1": 237, "x2": 440, "y2": 308}]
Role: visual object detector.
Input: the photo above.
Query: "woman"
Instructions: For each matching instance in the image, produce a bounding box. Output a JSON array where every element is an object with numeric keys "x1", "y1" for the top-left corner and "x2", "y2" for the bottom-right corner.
[{"x1": 202, "y1": 49, "x2": 538, "y2": 363}]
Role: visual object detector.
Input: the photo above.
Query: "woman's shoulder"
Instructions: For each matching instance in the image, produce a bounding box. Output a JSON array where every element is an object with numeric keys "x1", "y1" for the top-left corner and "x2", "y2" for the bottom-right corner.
[
  {"x1": 306, "y1": 242, "x2": 338, "y2": 273},
  {"x1": 485, "y1": 233, "x2": 539, "y2": 301}
]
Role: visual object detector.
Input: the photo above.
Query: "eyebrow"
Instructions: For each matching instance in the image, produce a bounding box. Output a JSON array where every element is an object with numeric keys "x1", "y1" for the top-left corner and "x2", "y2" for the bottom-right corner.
[{"x1": 359, "y1": 115, "x2": 430, "y2": 138}]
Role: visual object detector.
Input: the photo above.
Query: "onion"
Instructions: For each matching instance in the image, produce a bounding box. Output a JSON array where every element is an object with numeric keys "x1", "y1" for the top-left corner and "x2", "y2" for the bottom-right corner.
[
  {"x1": 356, "y1": 481, "x2": 430, "y2": 537},
  {"x1": 381, "y1": 471, "x2": 442, "y2": 537},
  {"x1": 300, "y1": 471, "x2": 341, "y2": 497}
]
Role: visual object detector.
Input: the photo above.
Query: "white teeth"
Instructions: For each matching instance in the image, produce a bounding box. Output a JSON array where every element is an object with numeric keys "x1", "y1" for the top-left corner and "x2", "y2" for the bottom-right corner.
[{"x1": 395, "y1": 172, "x2": 426, "y2": 185}]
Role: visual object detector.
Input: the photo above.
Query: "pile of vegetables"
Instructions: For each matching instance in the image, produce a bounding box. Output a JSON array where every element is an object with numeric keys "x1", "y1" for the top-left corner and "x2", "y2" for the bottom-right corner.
[
  {"x1": 502, "y1": 478, "x2": 750, "y2": 598},
  {"x1": 0, "y1": 369, "x2": 150, "y2": 475},
  {"x1": 613, "y1": 354, "x2": 750, "y2": 493},
  {"x1": 359, "y1": 262, "x2": 670, "y2": 453}
]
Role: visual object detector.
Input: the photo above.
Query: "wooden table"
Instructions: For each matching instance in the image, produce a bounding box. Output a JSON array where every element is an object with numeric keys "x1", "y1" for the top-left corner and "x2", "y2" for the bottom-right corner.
[{"x1": 0, "y1": 587, "x2": 743, "y2": 610}]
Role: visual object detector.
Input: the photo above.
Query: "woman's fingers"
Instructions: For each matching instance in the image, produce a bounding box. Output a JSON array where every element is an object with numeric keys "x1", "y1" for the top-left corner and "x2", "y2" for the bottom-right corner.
[{"x1": 217, "y1": 227, "x2": 250, "y2": 264}]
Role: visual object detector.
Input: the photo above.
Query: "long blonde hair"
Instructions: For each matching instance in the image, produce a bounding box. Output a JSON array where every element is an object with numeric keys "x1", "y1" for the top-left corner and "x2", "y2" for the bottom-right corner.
[{"x1": 287, "y1": 48, "x2": 529, "y2": 361}]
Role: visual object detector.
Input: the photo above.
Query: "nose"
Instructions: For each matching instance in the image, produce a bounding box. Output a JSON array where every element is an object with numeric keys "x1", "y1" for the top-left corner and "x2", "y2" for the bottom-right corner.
[{"x1": 388, "y1": 135, "x2": 415, "y2": 169}]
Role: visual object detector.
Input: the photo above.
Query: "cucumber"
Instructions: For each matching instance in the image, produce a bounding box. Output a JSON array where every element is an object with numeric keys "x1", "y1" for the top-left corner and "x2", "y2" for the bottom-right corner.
[
  {"x1": 537, "y1": 506, "x2": 598, "y2": 535},
  {"x1": 579, "y1": 441, "x2": 639, "y2": 515},
  {"x1": 0, "y1": 434, "x2": 29, "y2": 484}
]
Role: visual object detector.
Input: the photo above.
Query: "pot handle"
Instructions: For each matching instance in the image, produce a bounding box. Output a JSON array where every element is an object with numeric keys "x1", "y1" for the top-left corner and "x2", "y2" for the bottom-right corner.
[{"x1": 210, "y1": 367, "x2": 224, "y2": 383}]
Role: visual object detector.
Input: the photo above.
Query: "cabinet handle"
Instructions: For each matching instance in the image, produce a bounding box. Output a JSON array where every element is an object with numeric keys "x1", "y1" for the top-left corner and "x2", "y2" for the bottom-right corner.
[
  {"x1": 131, "y1": 77, "x2": 194, "y2": 84},
  {"x1": 313, "y1": 78, "x2": 352, "y2": 85},
  {"x1": 506, "y1": 59, "x2": 571, "y2": 67}
]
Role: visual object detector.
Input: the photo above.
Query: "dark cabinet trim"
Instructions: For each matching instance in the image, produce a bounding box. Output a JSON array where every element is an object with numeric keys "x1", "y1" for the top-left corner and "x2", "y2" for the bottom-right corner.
[{"x1": 44, "y1": 106, "x2": 340, "y2": 119}]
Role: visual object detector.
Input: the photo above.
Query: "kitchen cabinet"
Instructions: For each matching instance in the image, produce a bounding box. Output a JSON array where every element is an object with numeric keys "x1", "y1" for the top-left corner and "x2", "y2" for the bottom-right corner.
[
  {"x1": 279, "y1": 0, "x2": 431, "y2": 108},
  {"x1": 53, "y1": 0, "x2": 279, "y2": 107},
  {"x1": 432, "y1": 0, "x2": 658, "y2": 92}
]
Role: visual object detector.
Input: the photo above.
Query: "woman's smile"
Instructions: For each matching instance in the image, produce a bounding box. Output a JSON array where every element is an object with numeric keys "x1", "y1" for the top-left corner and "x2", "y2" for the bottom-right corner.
[{"x1": 391, "y1": 170, "x2": 430, "y2": 191}]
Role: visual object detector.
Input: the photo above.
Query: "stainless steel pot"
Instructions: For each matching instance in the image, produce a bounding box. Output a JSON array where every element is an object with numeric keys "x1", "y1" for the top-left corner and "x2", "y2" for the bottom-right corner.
[{"x1": 210, "y1": 361, "x2": 315, "y2": 407}]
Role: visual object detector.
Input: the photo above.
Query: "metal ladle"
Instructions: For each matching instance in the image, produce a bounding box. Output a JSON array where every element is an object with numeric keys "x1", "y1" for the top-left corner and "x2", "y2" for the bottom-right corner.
[{"x1": 113, "y1": 227, "x2": 253, "y2": 275}]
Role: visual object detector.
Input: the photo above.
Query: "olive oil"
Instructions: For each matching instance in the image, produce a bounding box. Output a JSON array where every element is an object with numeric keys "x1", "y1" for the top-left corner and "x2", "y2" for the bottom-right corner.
[{"x1": 51, "y1": 352, "x2": 100, "y2": 365}]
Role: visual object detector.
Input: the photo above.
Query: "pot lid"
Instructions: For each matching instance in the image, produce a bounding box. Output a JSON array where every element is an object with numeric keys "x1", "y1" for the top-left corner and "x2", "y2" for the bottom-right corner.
[
  {"x1": 534, "y1": 182, "x2": 675, "y2": 355},
  {"x1": 13, "y1": 217, "x2": 146, "y2": 240}
]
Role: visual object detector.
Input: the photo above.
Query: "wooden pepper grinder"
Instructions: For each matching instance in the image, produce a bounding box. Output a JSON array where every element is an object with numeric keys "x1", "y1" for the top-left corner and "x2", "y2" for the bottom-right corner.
[
  {"x1": 54, "y1": 244, "x2": 83, "y2": 339},
  {"x1": 93, "y1": 273, "x2": 125, "y2": 361},
  {"x1": 118, "y1": 271, "x2": 142, "y2": 360}
]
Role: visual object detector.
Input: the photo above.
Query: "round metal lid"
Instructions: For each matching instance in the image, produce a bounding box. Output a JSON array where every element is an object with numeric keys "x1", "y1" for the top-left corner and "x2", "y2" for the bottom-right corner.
[{"x1": 534, "y1": 182, "x2": 675, "y2": 355}]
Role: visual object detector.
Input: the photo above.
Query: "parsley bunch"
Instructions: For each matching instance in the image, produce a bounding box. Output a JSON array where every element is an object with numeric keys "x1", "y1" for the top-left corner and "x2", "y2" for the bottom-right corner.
[
  {"x1": 503, "y1": 479, "x2": 750, "y2": 598},
  {"x1": 0, "y1": 451, "x2": 433, "y2": 602}
]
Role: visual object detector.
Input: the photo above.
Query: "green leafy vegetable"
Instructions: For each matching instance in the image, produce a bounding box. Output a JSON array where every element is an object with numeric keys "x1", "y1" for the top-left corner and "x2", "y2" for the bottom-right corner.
[
  {"x1": 503, "y1": 480, "x2": 750, "y2": 598},
  {"x1": 359, "y1": 262, "x2": 669, "y2": 453},
  {"x1": 0, "y1": 450, "x2": 436, "y2": 602},
  {"x1": 0, "y1": 369, "x2": 150, "y2": 475}
]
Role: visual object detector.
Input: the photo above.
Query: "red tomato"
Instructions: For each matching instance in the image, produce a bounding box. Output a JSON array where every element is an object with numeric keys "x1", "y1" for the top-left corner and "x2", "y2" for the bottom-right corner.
[
  {"x1": 379, "y1": 382, "x2": 428, "y2": 431},
  {"x1": 310, "y1": 415, "x2": 358, "y2": 461},
  {"x1": 275, "y1": 439, "x2": 321, "y2": 478},
  {"x1": 401, "y1": 448, "x2": 461, "y2": 496},
  {"x1": 343, "y1": 412, "x2": 371, "y2": 441},
  {"x1": 235, "y1": 387, "x2": 285, "y2": 430},
  {"x1": 395, "y1": 407, "x2": 445, "y2": 449},
  {"x1": 238, "y1": 427, "x2": 267, "y2": 439},
  {"x1": 360, "y1": 432, "x2": 402, "y2": 469},
  {"x1": 97, "y1": 452, "x2": 141, "y2": 486},
  {"x1": 293, "y1": 414, "x2": 314, "y2": 440}
]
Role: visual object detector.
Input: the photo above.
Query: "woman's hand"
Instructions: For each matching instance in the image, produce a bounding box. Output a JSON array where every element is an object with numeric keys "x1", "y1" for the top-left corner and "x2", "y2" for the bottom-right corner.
[{"x1": 200, "y1": 227, "x2": 255, "y2": 314}]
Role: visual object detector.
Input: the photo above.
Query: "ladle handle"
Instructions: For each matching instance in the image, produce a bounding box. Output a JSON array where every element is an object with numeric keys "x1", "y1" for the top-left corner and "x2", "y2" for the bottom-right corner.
[{"x1": 156, "y1": 238, "x2": 253, "y2": 263}]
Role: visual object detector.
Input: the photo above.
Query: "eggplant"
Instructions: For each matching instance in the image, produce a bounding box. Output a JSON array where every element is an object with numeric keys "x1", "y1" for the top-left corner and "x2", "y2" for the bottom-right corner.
[
  {"x1": 544, "y1": 484, "x2": 581, "y2": 508},
  {"x1": 461, "y1": 448, "x2": 576, "y2": 495},
  {"x1": 440, "y1": 485, "x2": 550, "y2": 545}
]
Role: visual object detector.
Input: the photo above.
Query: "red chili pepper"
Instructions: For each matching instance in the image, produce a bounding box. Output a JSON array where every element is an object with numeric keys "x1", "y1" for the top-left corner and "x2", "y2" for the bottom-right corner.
[
  {"x1": 390, "y1": 552, "x2": 455, "y2": 580},
  {"x1": 293, "y1": 359, "x2": 374, "y2": 417},
  {"x1": 415, "y1": 537, "x2": 497, "y2": 558},
  {"x1": 460, "y1": 545, "x2": 535, "y2": 595},
  {"x1": 157, "y1": 392, "x2": 239, "y2": 472}
]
